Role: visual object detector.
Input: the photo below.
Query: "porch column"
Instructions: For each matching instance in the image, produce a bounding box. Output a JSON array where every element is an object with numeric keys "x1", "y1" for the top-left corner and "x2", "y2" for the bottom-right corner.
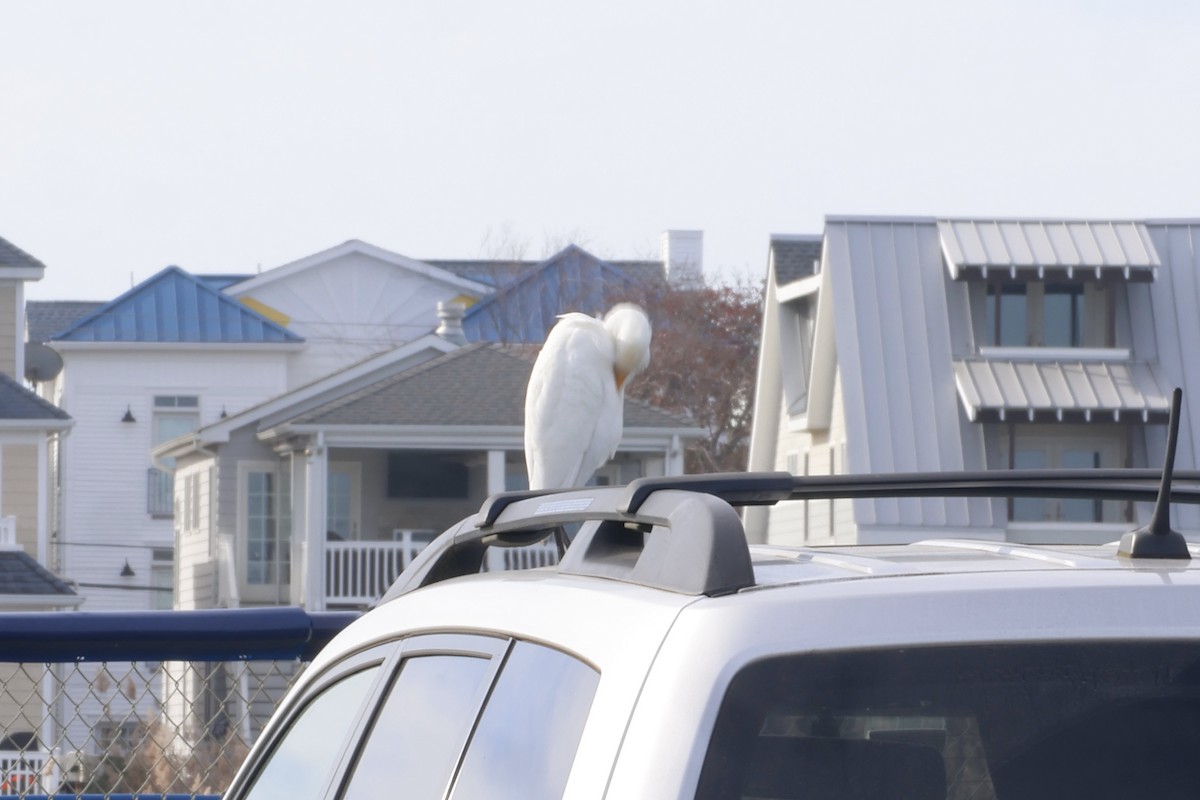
[
  {"x1": 486, "y1": 450, "x2": 506, "y2": 495},
  {"x1": 667, "y1": 435, "x2": 686, "y2": 476},
  {"x1": 288, "y1": 450, "x2": 306, "y2": 606},
  {"x1": 303, "y1": 435, "x2": 328, "y2": 611}
]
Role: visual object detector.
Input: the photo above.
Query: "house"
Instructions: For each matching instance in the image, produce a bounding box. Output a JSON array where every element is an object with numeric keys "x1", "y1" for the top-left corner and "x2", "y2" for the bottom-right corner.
[
  {"x1": 154, "y1": 332, "x2": 704, "y2": 612},
  {"x1": 746, "y1": 216, "x2": 1195, "y2": 545},
  {"x1": 0, "y1": 235, "x2": 79, "y2": 791},
  {"x1": 31, "y1": 233, "x2": 707, "y2": 615}
]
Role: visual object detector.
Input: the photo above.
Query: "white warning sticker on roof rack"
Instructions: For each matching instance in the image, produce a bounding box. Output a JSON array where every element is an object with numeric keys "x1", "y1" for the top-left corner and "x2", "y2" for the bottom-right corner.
[{"x1": 534, "y1": 497, "x2": 595, "y2": 516}]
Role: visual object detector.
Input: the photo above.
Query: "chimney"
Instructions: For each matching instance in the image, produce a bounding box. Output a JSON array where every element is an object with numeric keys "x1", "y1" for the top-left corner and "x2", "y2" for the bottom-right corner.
[
  {"x1": 436, "y1": 301, "x2": 468, "y2": 345},
  {"x1": 661, "y1": 230, "x2": 703, "y2": 289}
]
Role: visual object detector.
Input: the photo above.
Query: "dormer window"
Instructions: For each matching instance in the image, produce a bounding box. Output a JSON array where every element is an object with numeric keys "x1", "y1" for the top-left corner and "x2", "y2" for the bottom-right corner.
[{"x1": 983, "y1": 280, "x2": 1110, "y2": 348}]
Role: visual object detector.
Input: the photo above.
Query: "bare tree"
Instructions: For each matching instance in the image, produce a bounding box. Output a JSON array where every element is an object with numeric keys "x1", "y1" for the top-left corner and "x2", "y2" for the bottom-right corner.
[{"x1": 620, "y1": 279, "x2": 763, "y2": 473}]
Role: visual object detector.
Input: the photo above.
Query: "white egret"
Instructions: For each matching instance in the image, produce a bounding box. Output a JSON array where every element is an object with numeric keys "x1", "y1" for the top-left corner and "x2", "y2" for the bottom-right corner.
[{"x1": 525, "y1": 303, "x2": 652, "y2": 490}]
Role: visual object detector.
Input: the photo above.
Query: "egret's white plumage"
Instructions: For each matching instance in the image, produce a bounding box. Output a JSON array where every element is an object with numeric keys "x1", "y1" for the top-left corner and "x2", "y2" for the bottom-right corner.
[{"x1": 525, "y1": 304, "x2": 652, "y2": 490}]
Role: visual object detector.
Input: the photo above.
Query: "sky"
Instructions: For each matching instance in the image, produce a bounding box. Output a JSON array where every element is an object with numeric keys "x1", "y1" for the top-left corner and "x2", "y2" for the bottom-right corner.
[{"x1": 3, "y1": 0, "x2": 1199, "y2": 301}]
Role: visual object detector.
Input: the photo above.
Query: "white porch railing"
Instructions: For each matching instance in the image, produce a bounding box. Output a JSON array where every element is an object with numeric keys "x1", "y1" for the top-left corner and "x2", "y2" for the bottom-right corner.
[
  {"x1": 324, "y1": 532, "x2": 434, "y2": 606},
  {"x1": 323, "y1": 533, "x2": 562, "y2": 606},
  {"x1": 0, "y1": 516, "x2": 16, "y2": 548},
  {"x1": 0, "y1": 748, "x2": 52, "y2": 794}
]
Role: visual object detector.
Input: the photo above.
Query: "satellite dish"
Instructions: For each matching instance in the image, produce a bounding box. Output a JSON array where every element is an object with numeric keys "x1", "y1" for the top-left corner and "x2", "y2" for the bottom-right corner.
[{"x1": 24, "y1": 343, "x2": 63, "y2": 384}]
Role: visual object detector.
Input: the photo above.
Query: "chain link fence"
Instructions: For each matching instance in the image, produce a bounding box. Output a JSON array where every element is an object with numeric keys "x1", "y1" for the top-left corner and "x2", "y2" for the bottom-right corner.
[{"x1": 0, "y1": 608, "x2": 355, "y2": 799}]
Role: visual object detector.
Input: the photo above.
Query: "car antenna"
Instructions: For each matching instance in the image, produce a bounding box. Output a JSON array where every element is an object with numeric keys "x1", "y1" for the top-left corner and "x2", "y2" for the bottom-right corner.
[{"x1": 1118, "y1": 387, "x2": 1191, "y2": 559}]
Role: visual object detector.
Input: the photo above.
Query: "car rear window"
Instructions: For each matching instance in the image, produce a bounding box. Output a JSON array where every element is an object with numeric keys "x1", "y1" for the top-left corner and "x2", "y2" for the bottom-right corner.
[{"x1": 696, "y1": 642, "x2": 1200, "y2": 800}]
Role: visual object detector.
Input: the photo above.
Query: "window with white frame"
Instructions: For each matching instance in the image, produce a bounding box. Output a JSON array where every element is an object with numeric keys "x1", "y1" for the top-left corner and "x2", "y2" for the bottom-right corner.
[
  {"x1": 151, "y1": 548, "x2": 174, "y2": 610},
  {"x1": 781, "y1": 297, "x2": 817, "y2": 417},
  {"x1": 242, "y1": 464, "x2": 290, "y2": 586},
  {"x1": 150, "y1": 395, "x2": 200, "y2": 517}
]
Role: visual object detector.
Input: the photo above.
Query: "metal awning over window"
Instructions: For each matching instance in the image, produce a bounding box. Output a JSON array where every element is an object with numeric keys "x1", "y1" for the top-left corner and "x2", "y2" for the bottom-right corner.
[
  {"x1": 953, "y1": 358, "x2": 1171, "y2": 423},
  {"x1": 939, "y1": 219, "x2": 1159, "y2": 281}
]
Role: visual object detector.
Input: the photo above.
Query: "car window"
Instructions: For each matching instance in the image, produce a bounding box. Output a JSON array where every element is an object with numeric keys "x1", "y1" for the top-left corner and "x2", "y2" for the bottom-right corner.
[
  {"x1": 340, "y1": 654, "x2": 495, "y2": 800},
  {"x1": 695, "y1": 642, "x2": 1200, "y2": 800},
  {"x1": 242, "y1": 666, "x2": 379, "y2": 800},
  {"x1": 451, "y1": 641, "x2": 599, "y2": 799}
]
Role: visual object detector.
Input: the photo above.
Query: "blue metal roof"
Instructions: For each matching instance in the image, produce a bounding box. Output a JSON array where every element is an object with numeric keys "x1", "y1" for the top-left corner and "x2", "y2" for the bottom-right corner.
[
  {"x1": 462, "y1": 245, "x2": 658, "y2": 343},
  {"x1": 52, "y1": 266, "x2": 303, "y2": 344}
]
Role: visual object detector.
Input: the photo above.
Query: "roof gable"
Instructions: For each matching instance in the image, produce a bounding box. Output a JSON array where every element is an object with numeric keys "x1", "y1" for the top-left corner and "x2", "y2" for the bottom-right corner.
[
  {"x1": 51, "y1": 266, "x2": 303, "y2": 344},
  {"x1": 227, "y1": 240, "x2": 491, "y2": 297},
  {"x1": 462, "y1": 245, "x2": 660, "y2": 343}
]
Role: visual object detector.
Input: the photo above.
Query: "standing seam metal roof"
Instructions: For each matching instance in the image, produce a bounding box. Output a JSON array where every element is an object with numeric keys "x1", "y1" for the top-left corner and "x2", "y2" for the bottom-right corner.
[
  {"x1": 938, "y1": 219, "x2": 1159, "y2": 280},
  {"x1": 51, "y1": 266, "x2": 304, "y2": 343},
  {"x1": 953, "y1": 359, "x2": 1169, "y2": 422}
]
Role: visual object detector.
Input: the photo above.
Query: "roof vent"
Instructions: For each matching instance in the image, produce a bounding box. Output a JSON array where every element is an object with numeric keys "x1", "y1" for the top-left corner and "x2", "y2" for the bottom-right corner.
[
  {"x1": 1118, "y1": 387, "x2": 1191, "y2": 560},
  {"x1": 436, "y1": 301, "x2": 468, "y2": 345}
]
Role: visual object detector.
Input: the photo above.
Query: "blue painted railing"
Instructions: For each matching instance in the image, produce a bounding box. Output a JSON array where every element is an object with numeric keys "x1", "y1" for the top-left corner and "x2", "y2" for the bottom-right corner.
[
  {"x1": 0, "y1": 607, "x2": 358, "y2": 800},
  {"x1": 0, "y1": 607, "x2": 358, "y2": 664}
]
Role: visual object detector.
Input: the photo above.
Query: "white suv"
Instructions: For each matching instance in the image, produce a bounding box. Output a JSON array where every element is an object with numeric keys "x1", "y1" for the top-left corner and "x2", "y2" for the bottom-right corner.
[{"x1": 223, "y1": 467, "x2": 1200, "y2": 800}]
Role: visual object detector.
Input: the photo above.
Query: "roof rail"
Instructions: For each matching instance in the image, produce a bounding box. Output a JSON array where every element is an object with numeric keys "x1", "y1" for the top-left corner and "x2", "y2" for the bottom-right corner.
[{"x1": 379, "y1": 464, "x2": 1200, "y2": 604}]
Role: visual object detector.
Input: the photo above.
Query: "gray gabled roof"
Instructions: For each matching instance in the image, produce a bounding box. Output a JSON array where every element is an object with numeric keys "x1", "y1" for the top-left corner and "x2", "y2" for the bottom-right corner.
[
  {"x1": 0, "y1": 373, "x2": 71, "y2": 423},
  {"x1": 770, "y1": 235, "x2": 823, "y2": 285},
  {"x1": 0, "y1": 550, "x2": 76, "y2": 597},
  {"x1": 26, "y1": 301, "x2": 106, "y2": 344},
  {"x1": 0, "y1": 236, "x2": 46, "y2": 271},
  {"x1": 291, "y1": 342, "x2": 696, "y2": 429}
]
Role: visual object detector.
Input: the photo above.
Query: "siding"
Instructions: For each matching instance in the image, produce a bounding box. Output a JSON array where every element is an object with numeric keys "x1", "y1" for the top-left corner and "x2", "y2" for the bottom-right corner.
[
  {"x1": 0, "y1": 284, "x2": 15, "y2": 378},
  {"x1": 826, "y1": 220, "x2": 998, "y2": 533},
  {"x1": 2, "y1": 443, "x2": 39, "y2": 556},
  {"x1": 56, "y1": 349, "x2": 290, "y2": 612}
]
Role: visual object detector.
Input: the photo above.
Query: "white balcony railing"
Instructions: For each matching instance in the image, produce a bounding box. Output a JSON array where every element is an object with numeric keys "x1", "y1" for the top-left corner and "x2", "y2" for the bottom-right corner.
[
  {"x1": 0, "y1": 749, "x2": 52, "y2": 794},
  {"x1": 324, "y1": 532, "x2": 434, "y2": 606},
  {"x1": 323, "y1": 532, "x2": 562, "y2": 606}
]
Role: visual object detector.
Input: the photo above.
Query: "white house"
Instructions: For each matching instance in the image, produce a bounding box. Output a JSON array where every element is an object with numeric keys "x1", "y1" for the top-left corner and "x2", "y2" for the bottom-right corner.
[
  {"x1": 154, "y1": 329, "x2": 704, "y2": 613},
  {"x1": 747, "y1": 216, "x2": 1195, "y2": 546}
]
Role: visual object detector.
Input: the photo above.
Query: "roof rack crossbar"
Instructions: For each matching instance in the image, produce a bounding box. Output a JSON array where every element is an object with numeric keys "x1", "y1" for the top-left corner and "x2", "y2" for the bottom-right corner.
[{"x1": 616, "y1": 470, "x2": 1200, "y2": 512}]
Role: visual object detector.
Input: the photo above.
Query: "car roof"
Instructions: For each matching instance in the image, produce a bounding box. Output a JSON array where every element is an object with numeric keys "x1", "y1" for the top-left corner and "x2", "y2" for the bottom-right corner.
[{"x1": 747, "y1": 539, "x2": 1200, "y2": 588}]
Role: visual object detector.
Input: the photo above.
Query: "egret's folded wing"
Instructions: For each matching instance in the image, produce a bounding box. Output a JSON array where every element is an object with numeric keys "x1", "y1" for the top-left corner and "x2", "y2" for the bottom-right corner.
[{"x1": 525, "y1": 318, "x2": 613, "y2": 490}]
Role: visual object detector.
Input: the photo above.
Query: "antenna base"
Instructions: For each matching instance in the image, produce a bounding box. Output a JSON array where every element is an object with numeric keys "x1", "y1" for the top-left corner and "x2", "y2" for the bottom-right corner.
[{"x1": 1117, "y1": 525, "x2": 1192, "y2": 560}]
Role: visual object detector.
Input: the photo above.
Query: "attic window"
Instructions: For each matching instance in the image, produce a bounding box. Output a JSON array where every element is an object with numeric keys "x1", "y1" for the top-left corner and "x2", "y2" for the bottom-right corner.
[
  {"x1": 780, "y1": 298, "x2": 816, "y2": 416},
  {"x1": 981, "y1": 280, "x2": 1112, "y2": 349}
]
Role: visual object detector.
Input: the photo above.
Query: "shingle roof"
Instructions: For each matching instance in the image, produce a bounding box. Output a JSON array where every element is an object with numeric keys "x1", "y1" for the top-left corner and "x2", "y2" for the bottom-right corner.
[
  {"x1": 771, "y1": 236, "x2": 823, "y2": 285},
  {"x1": 0, "y1": 550, "x2": 76, "y2": 597},
  {"x1": 291, "y1": 342, "x2": 695, "y2": 429},
  {"x1": 0, "y1": 236, "x2": 46, "y2": 271},
  {"x1": 0, "y1": 373, "x2": 71, "y2": 422},
  {"x1": 53, "y1": 266, "x2": 303, "y2": 344},
  {"x1": 26, "y1": 301, "x2": 105, "y2": 343}
]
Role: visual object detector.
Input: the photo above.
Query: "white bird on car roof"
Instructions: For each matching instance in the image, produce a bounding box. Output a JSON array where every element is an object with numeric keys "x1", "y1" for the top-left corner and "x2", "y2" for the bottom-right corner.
[{"x1": 525, "y1": 304, "x2": 652, "y2": 490}]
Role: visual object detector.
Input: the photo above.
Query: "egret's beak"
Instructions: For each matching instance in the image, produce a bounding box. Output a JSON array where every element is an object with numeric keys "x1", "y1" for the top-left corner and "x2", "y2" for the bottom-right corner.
[{"x1": 614, "y1": 367, "x2": 628, "y2": 392}]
